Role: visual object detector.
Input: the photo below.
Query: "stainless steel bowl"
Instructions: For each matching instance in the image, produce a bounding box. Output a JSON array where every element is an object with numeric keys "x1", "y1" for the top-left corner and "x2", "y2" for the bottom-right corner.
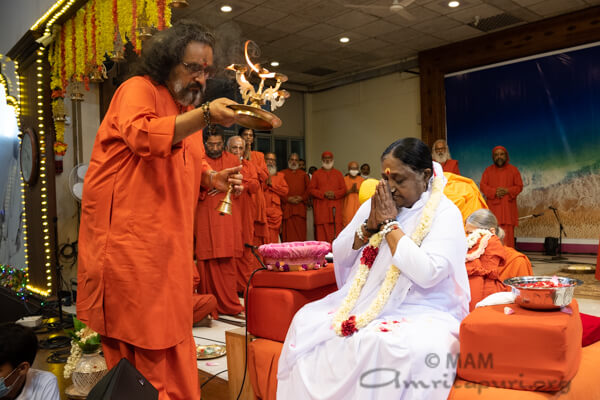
[{"x1": 504, "y1": 276, "x2": 583, "y2": 310}]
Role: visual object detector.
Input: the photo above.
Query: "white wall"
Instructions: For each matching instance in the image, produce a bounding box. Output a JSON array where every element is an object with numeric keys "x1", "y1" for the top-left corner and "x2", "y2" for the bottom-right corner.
[
  {"x1": 0, "y1": 0, "x2": 56, "y2": 54},
  {"x1": 55, "y1": 85, "x2": 100, "y2": 286},
  {"x1": 271, "y1": 89, "x2": 304, "y2": 138},
  {"x1": 305, "y1": 72, "x2": 421, "y2": 177}
]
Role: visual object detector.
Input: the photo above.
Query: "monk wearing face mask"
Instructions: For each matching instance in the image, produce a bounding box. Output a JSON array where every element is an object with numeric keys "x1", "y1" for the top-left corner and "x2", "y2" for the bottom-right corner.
[
  {"x1": 308, "y1": 151, "x2": 346, "y2": 243},
  {"x1": 342, "y1": 161, "x2": 364, "y2": 227}
]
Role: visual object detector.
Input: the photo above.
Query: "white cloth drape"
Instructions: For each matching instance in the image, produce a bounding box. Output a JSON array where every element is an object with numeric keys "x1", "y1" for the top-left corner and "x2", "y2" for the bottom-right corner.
[{"x1": 277, "y1": 162, "x2": 470, "y2": 400}]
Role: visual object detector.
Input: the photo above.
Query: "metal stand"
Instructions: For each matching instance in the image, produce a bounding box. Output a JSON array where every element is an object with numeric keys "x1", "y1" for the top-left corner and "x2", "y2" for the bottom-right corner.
[{"x1": 550, "y1": 207, "x2": 567, "y2": 260}]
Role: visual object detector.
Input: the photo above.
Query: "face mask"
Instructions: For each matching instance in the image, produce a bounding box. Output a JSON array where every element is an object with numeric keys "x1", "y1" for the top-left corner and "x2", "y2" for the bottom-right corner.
[
  {"x1": 0, "y1": 367, "x2": 18, "y2": 397},
  {"x1": 322, "y1": 161, "x2": 334, "y2": 170},
  {"x1": 349, "y1": 169, "x2": 359, "y2": 177},
  {"x1": 361, "y1": 174, "x2": 369, "y2": 179}
]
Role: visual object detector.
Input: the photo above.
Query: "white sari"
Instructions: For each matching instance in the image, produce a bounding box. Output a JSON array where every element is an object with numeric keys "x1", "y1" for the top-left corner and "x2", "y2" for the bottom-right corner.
[{"x1": 277, "y1": 162, "x2": 470, "y2": 400}]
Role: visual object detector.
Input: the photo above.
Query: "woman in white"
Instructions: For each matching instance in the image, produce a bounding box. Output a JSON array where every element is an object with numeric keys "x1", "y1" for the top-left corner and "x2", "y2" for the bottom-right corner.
[{"x1": 277, "y1": 138, "x2": 470, "y2": 400}]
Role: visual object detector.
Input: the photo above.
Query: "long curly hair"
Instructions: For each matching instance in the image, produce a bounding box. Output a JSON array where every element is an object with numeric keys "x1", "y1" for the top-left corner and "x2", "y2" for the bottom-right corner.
[{"x1": 132, "y1": 20, "x2": 215, "y2": 85}]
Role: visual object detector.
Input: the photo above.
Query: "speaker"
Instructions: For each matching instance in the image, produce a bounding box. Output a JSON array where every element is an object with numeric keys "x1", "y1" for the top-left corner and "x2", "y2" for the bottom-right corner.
[
  {"x1": 87, "y1": 358, "x2": 158, "y2": 400},
  {"x1": 544, "y1": 237, "x2": 559, "y2": 256}
]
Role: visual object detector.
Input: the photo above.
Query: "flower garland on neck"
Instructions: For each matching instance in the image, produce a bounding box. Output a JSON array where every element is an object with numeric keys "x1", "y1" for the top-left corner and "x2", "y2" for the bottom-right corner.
[
  {"x1": 332, "y1": 175, "x2": 444, "y2": 337},
  {"x1": 465, "y1": 229, "x2": 493, "y2": 262}
]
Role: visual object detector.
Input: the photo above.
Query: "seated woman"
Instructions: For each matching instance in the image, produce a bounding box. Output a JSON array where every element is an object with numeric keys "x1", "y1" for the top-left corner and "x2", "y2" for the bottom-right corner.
[
  {"x1": 277, "y1": 138, "x2": 470, "y2": 400},
  {"x1": 496, "y1": 226, "x2": 533, "y2": 281},
  {"x1": 464, "y1": 209, "x2": 511, "y2": 311}
]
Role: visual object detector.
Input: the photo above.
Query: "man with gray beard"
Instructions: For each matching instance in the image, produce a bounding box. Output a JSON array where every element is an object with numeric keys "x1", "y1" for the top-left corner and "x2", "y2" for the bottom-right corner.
[
  {"x1": 264, "y1": 152, "x2": 288, "y2": 243},
  {"x1": 432, "y1": 139, "x2": 460, "y2": 174},
  {"x1": 77, "y1": 20, "x2": 243, "y2": 400}
]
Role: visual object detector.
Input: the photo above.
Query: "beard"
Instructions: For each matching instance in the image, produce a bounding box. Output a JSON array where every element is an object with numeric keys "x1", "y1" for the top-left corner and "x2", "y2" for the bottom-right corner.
[
  {"x1": 432, "y1": 152, "x2": 449, "y2": 164},
  {"x1": 322, "y1": 161, "x2": 334, "y2": 170},
  {"x1": 288, "y1": 161, "x2": 298, "y2": 170},
  {"x1": 494, "y1": 158, "x2": 506, "y2": 167},
  {"x1": 171, "y1": 79, "x2": 204, "y2": 107},
  {"x1": 267, "y1": 165, "x2": 277, "y2": 176},
  {"x1": 206, "y1": 149, "x2": 222, "y2": 159}
]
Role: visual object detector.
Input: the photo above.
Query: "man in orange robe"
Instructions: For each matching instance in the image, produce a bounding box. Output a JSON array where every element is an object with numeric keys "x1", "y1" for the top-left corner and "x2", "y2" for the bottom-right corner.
[
  {"x1": 497, "y1": 228, "x2": 533, "y2": 281},
  {"x1": 308, "y1": 151, "x2": 346, "y2": 243},
  {"x1": 342, "y1": 161, "x2": 364, "y2": 227},
  {"x1": 77, "y1": 22, "x2": 242, "y2": 400},
  {"x1": 227, "y1": 136, "x2": 261, "y2": 292},
  {"x1": 193, "y1": 268, "x2": 217, "y2": 324},
  {"x1": 195, "y1": 131, "x2": 244, "y2": 316},
  {"x1": 432, "y1": 139, "x2": 460, "y2": 174},
  {"x1": 480, "y1": 146, "x2": 523, "y2": 248},
  {"x1": 264, "y1": 153, "x2": 289, "y2": 243},
  {"x1": 240, "y1": 128, "x2": 269, "y2": 246},
  {"x1": 281, "y1": 153, "x2": 310, "y2": 242}
]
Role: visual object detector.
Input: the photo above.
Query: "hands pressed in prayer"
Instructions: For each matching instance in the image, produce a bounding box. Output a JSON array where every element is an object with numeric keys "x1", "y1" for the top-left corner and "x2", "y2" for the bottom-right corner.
[
  {"x1": 366, "y1": 180, "x2": 398, "y2": 231},
  {"x1": 348, "y1": 183, "x2": 358, "y2": 194}
]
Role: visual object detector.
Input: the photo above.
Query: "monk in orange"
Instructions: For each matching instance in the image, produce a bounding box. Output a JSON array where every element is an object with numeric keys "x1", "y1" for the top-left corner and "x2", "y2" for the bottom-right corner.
[
  {"x1": 281, "y1": 153, "x2": 310, "y2": 242},
  {"x1": 264, "y1": 152, "x2": 289, "y2": 243},
  {"x1": 195, "y1": 131, "x2": 244, "y2": 316},
  {"x1": 497, "y1": 226, "x2": 533, "y2": 281},
  {"x1": 240, "y1": 128, "x2": 269, "y2": 246},
  {"x1": 342, "y1": 161, "x2": 364, "y2": 227},
  {"x1": 227, "y1": 136, "x2": 261, "y2": 292},
  {"x1": 308, "y1": 151, "x2": 346, "y2": 243},
  {"x1": 480, "y1": 146, "x2": 523, "y2": 248},
  {"x1": 432, "y1": 139, "x2": 460, "y2": 174},
  {"x1": 192, "y1": 268, "x2": 217, "y2": 325},
  {"x1": 77, "y1": 22, "x2": 243, "y2": 400}
]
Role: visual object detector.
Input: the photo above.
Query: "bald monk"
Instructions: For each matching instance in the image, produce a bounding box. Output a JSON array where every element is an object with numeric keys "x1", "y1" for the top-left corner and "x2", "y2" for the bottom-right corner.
[
  {"x1": 264, "y1": 152, "x2": 289, "y2": 243},
  {"x1": 465, "y1": 211, "x2": 510, "y2": 311},
  {"x1": 195, "y1": 130, "x2": 244, "y2": 316},
  {"x1": 342, "y1": 161, "x2": 364, "y2": 227},
  {"x1": 77, "y1": 21, "x2": 243, "y2": 400},
  {"x1": 432, "y1": 139, "x2": 460, "y2": 175},
  {"x1": 281, "y1": 153, "x2": 310, "y2": 242},
  {"x1": 227, "y1": 136, "x2": 261, "y2": 292},
  {"x1": 308, "y1": 151, "x2": 346, "y2": 243},
  {"x1": 480, "y1": 146, "x2": 523, "y2": 248},
  {"x1": 497, "y1": 226, "x2": 533, "y2": 281},
  {"x1": 240, "y1": 128, "x2": 269, "y2": 246}
]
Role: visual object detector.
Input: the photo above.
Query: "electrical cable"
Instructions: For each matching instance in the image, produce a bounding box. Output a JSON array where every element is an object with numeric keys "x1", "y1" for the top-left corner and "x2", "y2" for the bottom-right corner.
[
  {"x1": 200, "y1": 369, "x2": 228, "y2": 389},
  {"x1": 193, "y1": 335, "x2": 226, "y2": 345}
]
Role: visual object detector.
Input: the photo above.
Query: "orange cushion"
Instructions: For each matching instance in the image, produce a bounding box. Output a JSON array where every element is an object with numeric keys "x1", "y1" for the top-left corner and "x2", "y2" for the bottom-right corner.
[
  {"x1": 449, "y1": 341, "x2": 600, "y2": 399},
  {"x1": 247, "y1": 285, "x2": 337, "y2": 342},
  {"x1": 458, "y1": 301, "x2": 582, "y2": 392},
  {"x1": 251, "y1": 266, "x2": 336, "y2": 290},
  {"x1": 248, "y1": 339, "x2": 283, "y2": 400}
]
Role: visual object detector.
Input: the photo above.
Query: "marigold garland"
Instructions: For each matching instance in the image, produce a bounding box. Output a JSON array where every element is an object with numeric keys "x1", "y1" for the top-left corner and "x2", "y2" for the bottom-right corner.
[{"x1": 332, "y1": 175, "x2": 444, "y2": 337}]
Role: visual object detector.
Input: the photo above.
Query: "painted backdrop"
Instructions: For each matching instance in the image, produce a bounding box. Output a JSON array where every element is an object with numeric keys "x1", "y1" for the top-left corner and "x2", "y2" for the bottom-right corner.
[{"x1": 445, "y1": 44, "x2": 600, "y2": 240}]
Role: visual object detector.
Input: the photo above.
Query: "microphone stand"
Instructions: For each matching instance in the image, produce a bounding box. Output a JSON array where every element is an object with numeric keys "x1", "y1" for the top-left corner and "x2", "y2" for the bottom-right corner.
[
  {"x1": 550, "y1": 207, "x2": 567, "y2": 260},
  {"x1": 332, "y1": 206, "x2": 337, "y2": 241}
]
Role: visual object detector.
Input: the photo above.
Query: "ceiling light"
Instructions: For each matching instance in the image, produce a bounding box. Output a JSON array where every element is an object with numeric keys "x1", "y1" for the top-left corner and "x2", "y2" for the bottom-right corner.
[
  {"x1": 448, "y1": 1, "x2": 460, "y2": 7},
  {"x1": 339, "y1": 37, "x2": 350, "y2": 43},
  {"x1": 270, "y1": 61, "x2": 280, "y2": 67},
  {"x1": 220, "y1": 5, "x2": 232, "y2": 12}
]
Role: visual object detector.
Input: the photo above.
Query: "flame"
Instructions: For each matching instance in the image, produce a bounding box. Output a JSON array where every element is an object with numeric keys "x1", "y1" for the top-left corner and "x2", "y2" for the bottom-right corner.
[
  {"x1": 244, "y1": 41, "x2": 261, "y2": 74},
  {"x1": 226, "y1": 64, "x2": 236, "y2": 71}
]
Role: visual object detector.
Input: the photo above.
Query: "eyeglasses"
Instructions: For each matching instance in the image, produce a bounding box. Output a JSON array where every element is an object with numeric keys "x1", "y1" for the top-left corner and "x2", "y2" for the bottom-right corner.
[{"x1": 181, "y1": 62, "x2": 216, "y2": 78}]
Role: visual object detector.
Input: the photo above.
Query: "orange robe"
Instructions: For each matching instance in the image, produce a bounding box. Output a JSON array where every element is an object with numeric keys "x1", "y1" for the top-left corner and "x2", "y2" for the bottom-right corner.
[
  {"x1": 193, "y1": 268, "x2": 217, "y2": 322},
  {"x1": 308, "y1": 168, "x2": 346, "y2": 243},
  {"x1": 195, "y1": 151, "x2": 244, "y2": 316},
  {"x1": 249, "y1": 151, "x2": 269, "y2": 245},
  {"x1": 236, "y1": 160, "x2": 261, "y2": 292},
  {"x1": 500, "y1": 245, "x2": 533, "y2": 282},
  {"x1": 441, "y1": 159, "x2": 460, "y2": 175},
  {"x1": 342, "y1": 175, "x2": 364, "y2": 227},
  {"x1": 466, "y1": 234, "x2": 510, "y2": 311},
  {"x1": 264, "y1": 172, "x2": 289, "y2": 243},
  {"x1": 77, "y1": 76, "x2": 205, "y2": 400},
  {"x1": 281, "y1": 168, "x2": 310, "y2": 242},
  {"x1": 480, "y1": 157, "x2": 523, "y2": 248},
  {"x1": 443, "y1": 172, "x2": 488, "y2": 223}
]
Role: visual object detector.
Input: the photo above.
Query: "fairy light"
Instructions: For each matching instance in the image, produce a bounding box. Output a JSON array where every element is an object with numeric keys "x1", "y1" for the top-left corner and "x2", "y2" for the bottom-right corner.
[
  {"x1": 30, "y1": 0, "x2": 69, "y2": 31},
  {"x1": 43, "y1": 0, "x2": 77, "y2": 36}
]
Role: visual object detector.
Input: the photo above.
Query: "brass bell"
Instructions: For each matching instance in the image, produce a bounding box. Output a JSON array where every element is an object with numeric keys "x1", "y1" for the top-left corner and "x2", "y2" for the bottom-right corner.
[
  {"x1": 169, "y1": 0, "x2": 189, "y2": 7},
  {"x1": 111, "y1": 50, "x2": 125, "y2": 63},
  {"x1": 89, "y1": 69, "x2": 104, "y2": 83},
  {"x1": 139, "y1": 25, "x2": 153, "y2": 40},
  {"x1": 216, "y1": 187, "x2": 233, "y2": 215}
]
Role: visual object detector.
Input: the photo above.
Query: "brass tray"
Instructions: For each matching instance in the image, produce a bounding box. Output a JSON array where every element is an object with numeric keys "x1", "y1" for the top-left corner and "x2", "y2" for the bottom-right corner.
[
  {"x1": 196, "y1": 344, "x2": 226, "y2": 360},
  {"x1": 228, "y1": 104, "x2": 282, "y2": 130},
  {"x1": 561, "y1": 264, "x2": 596, "y2": 274}
]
